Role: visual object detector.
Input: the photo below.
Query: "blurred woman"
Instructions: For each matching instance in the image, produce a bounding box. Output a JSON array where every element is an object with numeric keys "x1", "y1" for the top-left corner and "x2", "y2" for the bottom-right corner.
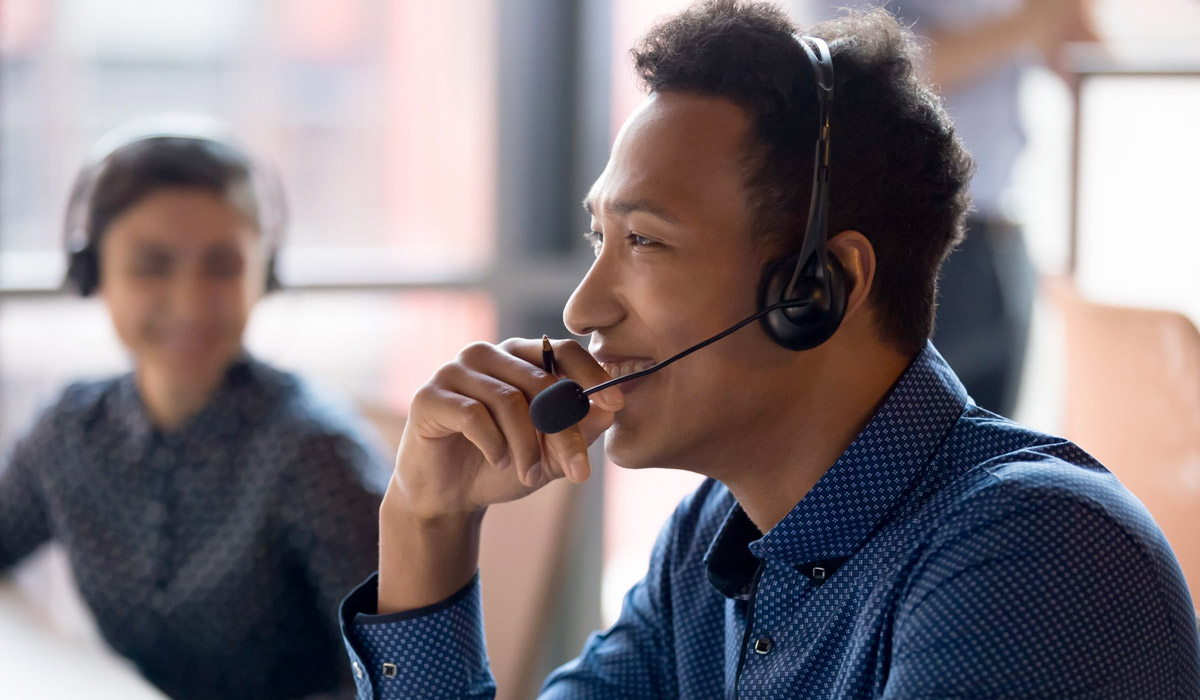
[{"x1": 0, "y1": 124, "x2": 387, "y2": 700}]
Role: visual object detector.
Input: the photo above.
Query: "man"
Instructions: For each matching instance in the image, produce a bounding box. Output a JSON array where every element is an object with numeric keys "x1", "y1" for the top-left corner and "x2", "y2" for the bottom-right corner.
[{"x1": 338, "y1": 2, "x2": 1200, "y2": 698}]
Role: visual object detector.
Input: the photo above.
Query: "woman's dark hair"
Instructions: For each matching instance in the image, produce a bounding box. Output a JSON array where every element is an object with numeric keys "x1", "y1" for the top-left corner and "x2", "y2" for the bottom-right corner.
[
  {"x1": 86, "y1": 136, "x2": 263, "y2": 244},
  {"x1": 632, "y1": 1, "x2": 974, "y2": 355}
]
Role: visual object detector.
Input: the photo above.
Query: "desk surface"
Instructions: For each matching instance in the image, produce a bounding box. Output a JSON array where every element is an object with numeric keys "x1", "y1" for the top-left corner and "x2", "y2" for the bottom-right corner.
[{"x1": 0, "y1": 579, "x2": 166, "y2": 699}]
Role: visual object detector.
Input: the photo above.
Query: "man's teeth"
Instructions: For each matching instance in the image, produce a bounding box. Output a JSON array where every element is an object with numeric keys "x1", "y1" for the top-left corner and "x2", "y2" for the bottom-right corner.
[{"x1": 602, "y1": 360, "x2": 655, "y2": 379}]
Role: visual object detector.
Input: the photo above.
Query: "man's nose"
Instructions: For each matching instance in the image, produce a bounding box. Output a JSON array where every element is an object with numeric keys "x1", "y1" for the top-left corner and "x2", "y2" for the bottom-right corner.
[{"x1": 563, "y1": 252, "x2": 624, "y2": 337}]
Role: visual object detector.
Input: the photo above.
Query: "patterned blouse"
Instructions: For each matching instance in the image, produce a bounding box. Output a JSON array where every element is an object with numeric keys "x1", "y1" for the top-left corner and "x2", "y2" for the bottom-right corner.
[{"x1": 0, "y1": 355, "x2": 389, "y2": 700}]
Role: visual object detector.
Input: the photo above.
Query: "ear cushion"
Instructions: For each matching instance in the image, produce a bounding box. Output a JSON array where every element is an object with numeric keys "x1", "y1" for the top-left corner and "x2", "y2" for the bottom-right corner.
[
  {"x1": 758, "y1": 251, "x2": 848, "y2": 351},
  {"x1": 65, "y1": 243, "x2": 100, "y2": 297}
]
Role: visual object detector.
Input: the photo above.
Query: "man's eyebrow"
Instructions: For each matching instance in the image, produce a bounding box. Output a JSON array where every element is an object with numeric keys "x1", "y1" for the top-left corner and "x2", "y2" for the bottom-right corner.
[{"x1": 582, "y1": 197, "x2": 678, "y2": 225}]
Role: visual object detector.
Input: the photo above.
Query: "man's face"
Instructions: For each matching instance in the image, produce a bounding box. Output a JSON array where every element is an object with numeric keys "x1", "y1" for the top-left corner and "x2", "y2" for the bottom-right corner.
[
  {"x1": 100, "y1": 187, "x2": 265, "y2": 392},
  {"x1": 565, "y1": 92, "x2": 803, "y2": 472}
]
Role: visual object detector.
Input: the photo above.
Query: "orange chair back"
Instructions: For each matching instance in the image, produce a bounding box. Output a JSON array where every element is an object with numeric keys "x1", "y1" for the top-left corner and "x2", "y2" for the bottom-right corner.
[{"x1": 1048, "y1": 280, "x2": 1200, "y2": 608}]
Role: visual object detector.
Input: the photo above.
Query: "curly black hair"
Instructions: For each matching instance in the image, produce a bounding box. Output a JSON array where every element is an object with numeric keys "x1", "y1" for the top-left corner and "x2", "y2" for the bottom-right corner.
[{"x1": 632, "y1": 0, "x2": 973, "y2": 355}]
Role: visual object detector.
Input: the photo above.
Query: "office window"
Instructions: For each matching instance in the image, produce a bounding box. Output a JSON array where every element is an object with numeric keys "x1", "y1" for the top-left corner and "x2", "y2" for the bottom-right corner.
[
  {"x1": 0, "y1": 0, "x2": 496, "y2": 440},
  {"x1": 1076, "y1": 75, "x2": 1200, "y2": 323}
]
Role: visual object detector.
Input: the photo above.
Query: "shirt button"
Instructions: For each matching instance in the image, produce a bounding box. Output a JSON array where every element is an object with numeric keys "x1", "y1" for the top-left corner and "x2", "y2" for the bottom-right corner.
[
  {"x1": 353, "y1": 661, "x2": 363, "y2": 679},
  {"x1": 753, "y1": 636, "x2": 774, "y2": 655}
]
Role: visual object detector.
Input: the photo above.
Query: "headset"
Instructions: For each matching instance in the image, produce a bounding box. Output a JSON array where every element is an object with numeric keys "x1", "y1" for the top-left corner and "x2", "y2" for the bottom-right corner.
[
  {"x1": 530, "y1": 35, "x2": 851, "y2": 433},
  {"x1": 757, "y1": 34, "x2": 847, "y2": 351},
  {"x1": 63, "y1": 117, "x2": 286, "y2": 297}
]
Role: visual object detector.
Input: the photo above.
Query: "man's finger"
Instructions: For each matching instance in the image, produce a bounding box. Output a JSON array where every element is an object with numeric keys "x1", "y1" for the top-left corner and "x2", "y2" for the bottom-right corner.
[
  {"x1": 499, "y1": 337, "x2": 625, "y2": 411},
  {"x1": 473, "y1": 338, "x2": 622, "y2": 481},
  {"x1": 412, "y1": 385, "x2": 510, "y2": 470},
  {"x1": 438, "y1": 364, "x2": 545, "y2": 486},
  {"x1": 541, "y1": 424, "x2": 594, "y2": 483},
  {"x1": 453, "y1": 342, "x2": 589, "y2": 486}
]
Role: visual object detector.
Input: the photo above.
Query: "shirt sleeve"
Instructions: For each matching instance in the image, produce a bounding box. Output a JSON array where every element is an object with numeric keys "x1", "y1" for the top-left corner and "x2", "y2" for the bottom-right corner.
[
  {"x1": 340, "y1": 490, "x2": 685, "y2": 700},
  {"x1": 884, "y1": 475, "x2": 1200, "y2": 698},
  {"x1": 0, "y1": 405, "x2": 57, "y2": 571},
  {"x1": 339, "y1": 567, "x2": 676, "y2": 700},
  {"x1": 341, "y1": 572, "x2": 495, "y2": 700}
]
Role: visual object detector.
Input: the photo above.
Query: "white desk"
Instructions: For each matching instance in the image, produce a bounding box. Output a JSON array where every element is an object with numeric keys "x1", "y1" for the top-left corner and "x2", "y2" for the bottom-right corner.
[{"x1": 0, "y1": 575, "x2": 166, "y2": 699}]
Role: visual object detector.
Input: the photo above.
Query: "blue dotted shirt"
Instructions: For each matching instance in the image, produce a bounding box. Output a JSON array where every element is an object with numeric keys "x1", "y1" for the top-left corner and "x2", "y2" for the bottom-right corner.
[
  {"x1": 0, "y1": 355, "x2": 389, "y2": 700},
  {"x1": 340, "y1": 344, "x2": 1200, "y2": 698}
]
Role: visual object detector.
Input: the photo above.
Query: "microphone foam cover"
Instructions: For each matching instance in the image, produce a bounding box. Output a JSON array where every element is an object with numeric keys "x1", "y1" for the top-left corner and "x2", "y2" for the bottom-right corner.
[{"x1": 530, "y1": 379, "x2": 589, "y2": 434}]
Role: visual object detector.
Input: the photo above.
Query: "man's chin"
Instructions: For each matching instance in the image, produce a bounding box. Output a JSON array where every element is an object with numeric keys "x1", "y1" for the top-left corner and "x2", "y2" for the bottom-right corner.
[{"x1": 604, "y1": 429, "x2": 666, "y2": 471}]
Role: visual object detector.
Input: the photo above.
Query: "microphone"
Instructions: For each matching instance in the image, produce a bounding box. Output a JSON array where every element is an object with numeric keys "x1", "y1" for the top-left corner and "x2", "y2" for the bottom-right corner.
[{"x1": 529, "y1": 299, "x2": 805, "y2": 434}]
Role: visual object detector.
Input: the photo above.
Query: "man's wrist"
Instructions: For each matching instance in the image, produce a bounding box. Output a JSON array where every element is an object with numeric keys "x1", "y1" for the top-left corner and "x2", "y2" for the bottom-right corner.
[{"x1": 377, "y1": 496, "x2": 485, "y2": 614}]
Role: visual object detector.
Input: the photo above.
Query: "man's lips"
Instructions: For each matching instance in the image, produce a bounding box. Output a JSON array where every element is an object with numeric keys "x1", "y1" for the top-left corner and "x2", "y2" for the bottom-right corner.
[{"x1": 591, "y1": 351, "x2": 657, "y2": 382}]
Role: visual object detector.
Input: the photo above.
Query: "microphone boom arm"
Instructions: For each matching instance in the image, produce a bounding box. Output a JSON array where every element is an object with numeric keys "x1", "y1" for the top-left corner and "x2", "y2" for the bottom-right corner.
[{"x1": 581, "y1": 299, "x2": 808, "y2": 397}]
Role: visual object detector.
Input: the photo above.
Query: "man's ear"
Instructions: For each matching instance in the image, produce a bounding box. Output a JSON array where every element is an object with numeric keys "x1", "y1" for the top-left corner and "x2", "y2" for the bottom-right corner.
[{"x1": 827, "y1": 230, "x2": 875, "y2": 323}]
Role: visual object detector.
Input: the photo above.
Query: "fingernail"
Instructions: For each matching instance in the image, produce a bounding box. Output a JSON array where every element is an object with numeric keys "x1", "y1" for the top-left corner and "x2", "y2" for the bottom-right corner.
[
  {"x1": 497, "y1": 453, "x2": 511, "y2": 470},
  {"x1": 570, "y1": 454, "x2": 590, "y2": 481},
  {"x1": 526, "y1": 464, "x2": 543, "y2": 486}
]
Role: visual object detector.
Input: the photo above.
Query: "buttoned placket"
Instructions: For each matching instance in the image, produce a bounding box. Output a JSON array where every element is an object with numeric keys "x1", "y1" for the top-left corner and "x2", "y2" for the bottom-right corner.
[
  {"x1": 730, "y1": 561, "x2": 764, "y2": 700},
  {"x1": 732, "y1": 558, "x2": 827, "y2": 700},
  {"x1": 147, "y1": 437, "x2": 176, "y2": 611}
]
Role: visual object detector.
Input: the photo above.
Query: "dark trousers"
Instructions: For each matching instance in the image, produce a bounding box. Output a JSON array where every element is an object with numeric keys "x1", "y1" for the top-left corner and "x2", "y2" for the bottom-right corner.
[{"x1": 932, "y1": 216, "x2": 1035, "y2": 418}]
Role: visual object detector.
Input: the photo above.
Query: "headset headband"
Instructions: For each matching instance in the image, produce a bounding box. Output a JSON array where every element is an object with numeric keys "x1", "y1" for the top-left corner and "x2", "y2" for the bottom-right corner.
[
  {"x1": 63, "y1": 114, "x2": 287, "y2": 256},
  {"x1": 786, "y1": 35, "x2": 835, "y2": 299}
]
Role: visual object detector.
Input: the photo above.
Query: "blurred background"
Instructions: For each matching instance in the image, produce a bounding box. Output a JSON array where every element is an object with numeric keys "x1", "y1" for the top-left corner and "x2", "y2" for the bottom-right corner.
[{"x1": 1, "y1": 1, "x2": 1197, "y2": 698}]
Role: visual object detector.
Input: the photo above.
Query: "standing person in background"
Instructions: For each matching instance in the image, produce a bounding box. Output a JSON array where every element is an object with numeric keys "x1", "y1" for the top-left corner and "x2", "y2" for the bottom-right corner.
[
  {"x1": 852, "y1": 0, "x2": 1098, "y2": 417},
  {"x1": 0, "y1": 125, "x2": 387, "y2": 700}
]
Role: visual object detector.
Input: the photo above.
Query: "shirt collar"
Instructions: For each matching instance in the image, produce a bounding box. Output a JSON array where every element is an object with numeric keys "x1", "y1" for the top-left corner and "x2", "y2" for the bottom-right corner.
[
  {"x1": 112, "y1": 351, "x2": 260, "y2": 448},
  {"x1": 705, "y1": 342, "x2": 967, "y2": 597}
]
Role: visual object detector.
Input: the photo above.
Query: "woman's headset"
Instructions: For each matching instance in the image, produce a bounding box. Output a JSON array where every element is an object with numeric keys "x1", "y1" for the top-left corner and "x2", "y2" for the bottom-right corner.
[{"x1": 63, "y1": 116, "x2": 287, "y2": 296}]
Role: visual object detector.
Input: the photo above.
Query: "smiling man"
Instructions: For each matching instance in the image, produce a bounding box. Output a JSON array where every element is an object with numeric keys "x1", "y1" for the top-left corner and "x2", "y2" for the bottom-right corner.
[{"x1": 338, "y1": 2, "x2": 1200, "y2": 698}]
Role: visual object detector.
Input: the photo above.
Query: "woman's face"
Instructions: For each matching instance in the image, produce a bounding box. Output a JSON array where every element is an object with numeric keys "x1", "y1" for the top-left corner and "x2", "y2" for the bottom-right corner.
[{"x1": 99, "y1": 186, "x2": 266, "y2": 391}]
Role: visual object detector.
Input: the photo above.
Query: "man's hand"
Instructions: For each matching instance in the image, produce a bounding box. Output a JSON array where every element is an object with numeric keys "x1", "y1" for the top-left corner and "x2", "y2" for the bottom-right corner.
[{"x1": 376, "y1": 338, "x2": 623, "y2": 613}]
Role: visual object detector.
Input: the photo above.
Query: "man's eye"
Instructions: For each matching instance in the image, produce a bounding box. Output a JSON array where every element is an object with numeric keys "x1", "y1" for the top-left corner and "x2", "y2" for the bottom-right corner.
[{"x1": 628, "y1": 233, "x2": 657, "y2": 248}]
